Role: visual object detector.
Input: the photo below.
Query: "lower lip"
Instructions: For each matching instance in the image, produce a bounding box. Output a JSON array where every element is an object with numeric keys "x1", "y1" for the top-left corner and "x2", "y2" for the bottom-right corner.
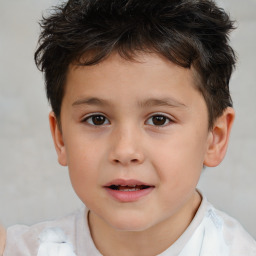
[{"x1": 104, "y1": 187, "x2": 154, "y2": 202}]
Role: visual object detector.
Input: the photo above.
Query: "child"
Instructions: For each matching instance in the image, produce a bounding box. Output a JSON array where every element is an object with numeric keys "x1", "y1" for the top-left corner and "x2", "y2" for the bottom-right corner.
[{"x1": 1, "y1": 0, "x2": 256, "y2": 255}]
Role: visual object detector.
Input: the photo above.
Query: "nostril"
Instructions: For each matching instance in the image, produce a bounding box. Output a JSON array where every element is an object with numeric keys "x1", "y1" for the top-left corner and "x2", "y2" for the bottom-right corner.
[{"x1": 112, "y1": 158, "x2": 139, "y2": 164}]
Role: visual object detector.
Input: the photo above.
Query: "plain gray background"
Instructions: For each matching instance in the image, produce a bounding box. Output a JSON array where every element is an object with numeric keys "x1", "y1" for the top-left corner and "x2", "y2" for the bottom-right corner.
[{"x1": 0, "y1": 0, "x2": 255, "y2": 238}]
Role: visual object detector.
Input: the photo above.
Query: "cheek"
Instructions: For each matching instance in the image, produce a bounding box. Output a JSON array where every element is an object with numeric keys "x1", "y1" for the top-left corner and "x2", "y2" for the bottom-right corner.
[
  {"x1": 68, "y1": 163, "x2": 100, "y2": 209},
  {"x1": 151, "y1": 131, "x2": 205, "y2": 186},
  {"x1": 65, "y1": 132, "x2": 103, "y2": 168},
  {"x1": 65, "y1": 142, "x2": 100, "y2": 196}
]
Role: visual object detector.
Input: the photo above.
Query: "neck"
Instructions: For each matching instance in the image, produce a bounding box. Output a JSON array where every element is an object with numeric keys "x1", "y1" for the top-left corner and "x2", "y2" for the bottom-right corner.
[{"x1": 88, "y1": 191, "x2": 201, "y2": 256}]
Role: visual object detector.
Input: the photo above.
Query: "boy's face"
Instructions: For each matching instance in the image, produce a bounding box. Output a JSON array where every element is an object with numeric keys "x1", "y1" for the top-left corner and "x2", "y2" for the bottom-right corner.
[{"x1": 54, "y1": 53, "x2": 213, "y2": 231}]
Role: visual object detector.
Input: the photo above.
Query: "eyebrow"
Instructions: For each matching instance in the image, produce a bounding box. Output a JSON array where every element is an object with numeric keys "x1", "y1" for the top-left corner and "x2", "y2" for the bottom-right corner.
[
  {"x1": 72, "y1": 97, "x2": 111, "y2": 107},
  {"x1": 138, "y1": 98, "x2": 187, "y2": 108},
  {"x1": 72, "y1": 97, "x2": 187, "y2": 108}
]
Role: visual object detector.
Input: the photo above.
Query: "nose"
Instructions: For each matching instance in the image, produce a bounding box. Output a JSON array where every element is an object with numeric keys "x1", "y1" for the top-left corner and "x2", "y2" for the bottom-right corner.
[{"x1": 109, "y1": 126, "x2": 145, "y2": 166}]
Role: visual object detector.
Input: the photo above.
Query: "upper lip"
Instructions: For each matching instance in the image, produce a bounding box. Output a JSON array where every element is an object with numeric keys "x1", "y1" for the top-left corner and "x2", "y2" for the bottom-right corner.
[{"x1": 104, "y1": 179, "x2": 154, "y2": 187}]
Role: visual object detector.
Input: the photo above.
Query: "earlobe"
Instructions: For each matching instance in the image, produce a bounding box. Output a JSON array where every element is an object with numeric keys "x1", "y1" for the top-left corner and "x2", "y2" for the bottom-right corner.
[
  {"x1": 49, "y1": 112, "x2": 67, "y2": 166},
  {"x1": 204, "y1": 107, "x2": 235, "y2": 167}
]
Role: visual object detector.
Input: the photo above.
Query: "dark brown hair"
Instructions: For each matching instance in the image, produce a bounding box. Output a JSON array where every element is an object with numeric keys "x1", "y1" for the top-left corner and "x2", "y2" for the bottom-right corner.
[{"x1": 35, "y1": 0, "x2": 236, "y2": 128}]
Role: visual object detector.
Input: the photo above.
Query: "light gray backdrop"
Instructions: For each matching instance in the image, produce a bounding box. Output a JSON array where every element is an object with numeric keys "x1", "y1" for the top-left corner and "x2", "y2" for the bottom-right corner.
[{"x1": 0, "y1": 0, "x2": 255, "y2": 238}]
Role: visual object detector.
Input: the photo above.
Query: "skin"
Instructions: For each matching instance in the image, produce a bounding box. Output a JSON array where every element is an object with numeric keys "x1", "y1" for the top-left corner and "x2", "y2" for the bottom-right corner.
[
  {"x1": 50, "y1": 52, "x2": 235, "y2": 256},
  {"x1": 0, "y1": 225, "x2": 5, "y2": 256}
]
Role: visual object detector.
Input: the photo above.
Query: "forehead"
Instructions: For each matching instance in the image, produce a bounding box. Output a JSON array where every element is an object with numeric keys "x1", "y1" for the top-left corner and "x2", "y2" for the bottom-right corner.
[
  {"x1": 68, "y1": 52, "x2": 198, "y2": 86},
  {"x1": 61, "y1": 52, "x2": 209, "y2": 129},
  {"x1": 64, "y1": 52, "x2": 202, "y2": 106}
]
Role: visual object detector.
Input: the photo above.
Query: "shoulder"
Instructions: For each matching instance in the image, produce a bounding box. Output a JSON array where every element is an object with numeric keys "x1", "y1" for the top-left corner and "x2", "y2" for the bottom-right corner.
[
  {"x1": 0, "y1": 225, "x2": 6, "y2": 256},
  {"x1": 4, "y1": 207, "x2": 85, "y2": 256},
  {"x1": 214, "y1": 207, "x2": 256, "y2": 255},
  {"x1": 205, "y1": 200, "x2": 256, "y2": 255}
]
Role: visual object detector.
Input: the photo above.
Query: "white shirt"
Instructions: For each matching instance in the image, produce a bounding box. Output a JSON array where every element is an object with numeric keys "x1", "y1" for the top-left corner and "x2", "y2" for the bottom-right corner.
[{"x1": 4, "y1": 193, "x2": 256, "y2": 256}]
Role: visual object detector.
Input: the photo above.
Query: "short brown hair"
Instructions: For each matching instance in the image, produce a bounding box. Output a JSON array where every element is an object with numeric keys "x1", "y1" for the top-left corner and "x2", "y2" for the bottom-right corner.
[{"x1": 35, "y1": 0, "x2": 236, "y2": 128}]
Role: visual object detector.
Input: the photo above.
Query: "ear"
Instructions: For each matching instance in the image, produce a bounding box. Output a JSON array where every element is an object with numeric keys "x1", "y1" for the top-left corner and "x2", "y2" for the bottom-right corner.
[
  {"x1": 204, "y1": 107, "x2": 235, "y2": 167},
  {"x1": 49, "y1": 111, "x2": 67, "y2": 166}
]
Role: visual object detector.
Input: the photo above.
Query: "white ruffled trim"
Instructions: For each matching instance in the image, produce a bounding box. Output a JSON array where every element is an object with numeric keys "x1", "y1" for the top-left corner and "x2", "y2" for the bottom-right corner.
[{"x1": 37, "y1": 227, "x2": 77, "y2": 256}]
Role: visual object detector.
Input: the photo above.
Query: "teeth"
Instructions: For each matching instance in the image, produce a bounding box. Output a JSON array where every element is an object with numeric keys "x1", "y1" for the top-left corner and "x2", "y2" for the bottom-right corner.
[
  {"x1": 109, "y1": 184, "x2": 145, "y2": 191},
  {"x1": 120, "y1": 185, "x2": 136, "y2": 188},
  {"x1": 120, "y1": 188, "x2": 140, "y2": 191}
]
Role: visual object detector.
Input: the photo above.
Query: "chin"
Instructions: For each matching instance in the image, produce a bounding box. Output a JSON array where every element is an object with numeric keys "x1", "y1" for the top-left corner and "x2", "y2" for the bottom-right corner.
[{"x1": 107, "y1": 214, "x2": 153, "y2": 232}]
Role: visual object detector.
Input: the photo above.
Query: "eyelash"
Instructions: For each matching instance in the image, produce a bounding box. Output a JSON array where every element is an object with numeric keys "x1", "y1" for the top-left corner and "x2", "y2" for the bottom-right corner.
[
  {"x1": 145, "y1": 114, "x2": 173, "y2": 127},
  {"x1": 82, "y1": 113, "x2": 110, "y2": 126},
  {"x1": 82, "y1": 113, "x2": 173, "y2": 127}
]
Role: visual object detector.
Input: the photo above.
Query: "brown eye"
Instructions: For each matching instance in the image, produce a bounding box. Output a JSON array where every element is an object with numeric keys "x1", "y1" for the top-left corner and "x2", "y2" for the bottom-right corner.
[
  {"x1": 146, "y1": 115, "x2": 171, "y2": 126},
  {"x1": 85, "y1": 115, "x2": 109, "y2": 126},
  {"x1": 152, "y1": 116, "x2": 166, "y2": 125}
]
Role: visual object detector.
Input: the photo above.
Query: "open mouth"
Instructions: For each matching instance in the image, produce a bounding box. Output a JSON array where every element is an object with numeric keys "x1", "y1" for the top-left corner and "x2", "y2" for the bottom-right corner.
[
  {"x1": 108, "y1": 185, "x2": 151, "y2": 192},
  {"x1": 104, "y1": 180, "x2": 154, "y2": 202}
]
